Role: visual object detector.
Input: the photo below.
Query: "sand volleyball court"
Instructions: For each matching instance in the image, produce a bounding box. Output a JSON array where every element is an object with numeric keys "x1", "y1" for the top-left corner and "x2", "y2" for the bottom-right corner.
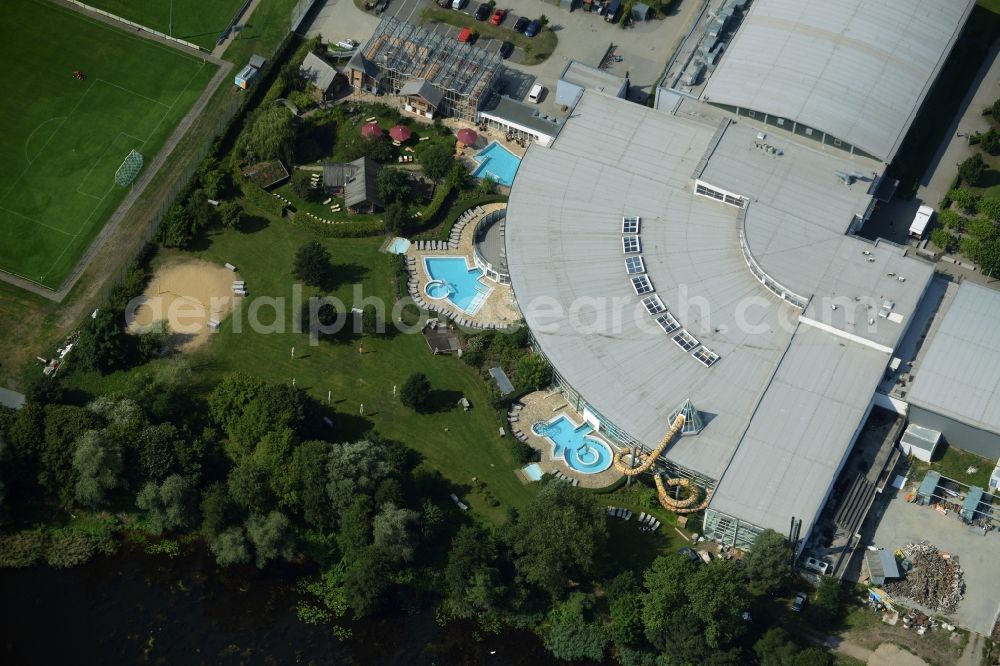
[{"x1": 128, "y1": 258, "x2": 239, "y2": 352}]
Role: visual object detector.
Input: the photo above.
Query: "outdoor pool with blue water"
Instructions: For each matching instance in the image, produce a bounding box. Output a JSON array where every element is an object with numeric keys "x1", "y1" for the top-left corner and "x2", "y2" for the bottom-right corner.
[
  {"x1": 532, "y1": 415, "x2": 614, "y2": 474},
  {"x1": 387, "y1": 237, "x2": 410, "y2": 254},
  {"x1": 472, "y1": 142, "x2": 521, "y2": 187},
  {"x1": 423, "y1": 256, "x2": 492, "y2": 315}
]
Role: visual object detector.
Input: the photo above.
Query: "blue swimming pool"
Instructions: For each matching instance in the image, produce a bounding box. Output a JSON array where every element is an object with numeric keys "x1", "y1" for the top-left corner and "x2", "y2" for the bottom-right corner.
[
  {"x1": 387, "y1": 237, "x2": 410, "y2": 254},
  {"x1": 532, "y1": 415, "x2": 614, "y2": 474},
  {"x1": 472, "y1": 142, "x2": 521, "y2": 187},
  {"x1": 522, "y1": 463, "x2": 544, "y2": 482},
  {"x1": 423, "y1": 256, "x2": 492, "y2": 314}
]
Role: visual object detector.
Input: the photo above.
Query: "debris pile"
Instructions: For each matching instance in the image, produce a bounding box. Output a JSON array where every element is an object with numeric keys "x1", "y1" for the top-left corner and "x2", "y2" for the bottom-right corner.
[{"x1": 884, "y1": 542, "x2": 965, "y2": 613}]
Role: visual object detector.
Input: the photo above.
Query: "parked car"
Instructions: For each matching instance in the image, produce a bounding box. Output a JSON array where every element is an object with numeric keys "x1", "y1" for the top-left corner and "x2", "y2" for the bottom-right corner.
[
  {"x1": 790, "y1": 592, "x2": 807, "y2": 612},
  {"x1": 451, "y1": 0, "x2": 468, "y2": 9},
  {"x1": 527, "y1": 83, "x2": 544, "y2": 103},
  {"x1": 474, "y1": 2, "x2": 490, "y2": 20},
  {"x1": 457, "y1": 27, "x2": 472, "y2": 42},
  {"x1": 678, "y1": 547, "x2": 699, "y2": 563},
  {"x1": 513, "y1": 16, "x2": 530, "y2": 32},
  {"x1": 499, "y1": 41, "x2": 514, "y2": 59},
  {"x1": 524, "y1": 19, "x2": 541, "y2": 37},
  {"x1": 490, "y1": 8, "x2": 507, "y2": 25}
]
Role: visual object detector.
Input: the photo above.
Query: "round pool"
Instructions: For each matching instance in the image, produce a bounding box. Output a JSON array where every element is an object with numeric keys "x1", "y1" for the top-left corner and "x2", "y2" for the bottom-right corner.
[
  {"x1": 565, "y1": 438, "x2": 613, "y2": 474},
  {"x1": 425, "y1": 280, "x2": 452, "y2": 300}
]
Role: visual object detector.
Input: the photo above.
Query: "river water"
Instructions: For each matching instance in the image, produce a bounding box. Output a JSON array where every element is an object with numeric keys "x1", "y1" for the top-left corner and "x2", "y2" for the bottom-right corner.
[{"x1": 0, "y1": 547, "x2": 561, "y2": 665}]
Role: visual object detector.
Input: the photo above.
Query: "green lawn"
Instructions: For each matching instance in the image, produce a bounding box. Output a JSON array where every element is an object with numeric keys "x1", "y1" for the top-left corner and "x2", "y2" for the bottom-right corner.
[
  {"x1": 68, "y1": 218, "x2": 537, "y2": 521},
  {"x1": 979, "y1": 0, "x2": 1000, "y2": 16},
  {"x1": 0, "y1": 0, "x2": 216, "y2": 289},
  {"x1": 421, "y1": 8, "x2": 558, "y2": 66},
  {"x1": 223, "y1": 0, "x2": 301, "y2": 65},
  {"x1": 83, "y1": 0, "x2": 246, "y2": 50},
  {"x1": 910, "y1": 442, "x2": 993, "y2": 489}
]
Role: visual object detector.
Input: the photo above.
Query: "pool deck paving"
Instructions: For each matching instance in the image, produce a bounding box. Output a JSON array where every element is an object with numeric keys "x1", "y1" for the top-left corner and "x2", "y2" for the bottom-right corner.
[
  {"x1": 406, "y1": 203, "x2": 520, "y2": 328},
  {"x1": 510, "y1": 390, "x2": 623, "y2": 489}
]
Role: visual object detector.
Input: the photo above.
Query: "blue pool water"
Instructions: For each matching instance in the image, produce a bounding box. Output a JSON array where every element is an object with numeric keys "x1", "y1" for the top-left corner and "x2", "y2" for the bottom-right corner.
[
  {"x1": 388, "y1": 237, "x2": 410, "y2": 254},
  {"x1": 423, "y1": 257, "x2": 492, "y2": 314},
  {"x1": 532, "y1": 415, "x2": 614, "y2": 474},
  {"x1": 522, "y1": 463, "x2": 544, "y2": 482},
  {"x1": 472, "y1": 142, "x2": 521, "y2": 187}
]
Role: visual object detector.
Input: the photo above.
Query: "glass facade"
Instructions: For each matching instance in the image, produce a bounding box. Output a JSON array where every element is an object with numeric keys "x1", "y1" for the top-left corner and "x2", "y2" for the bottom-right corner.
[{"x1": 703, "y1": 508, "x2": 764, "y2": 549}]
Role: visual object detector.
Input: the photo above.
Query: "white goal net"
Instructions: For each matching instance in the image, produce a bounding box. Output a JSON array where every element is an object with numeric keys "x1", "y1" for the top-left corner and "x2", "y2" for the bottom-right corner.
[{"x1": 114, "y1": 149, "x2": 144, "y2": 186}]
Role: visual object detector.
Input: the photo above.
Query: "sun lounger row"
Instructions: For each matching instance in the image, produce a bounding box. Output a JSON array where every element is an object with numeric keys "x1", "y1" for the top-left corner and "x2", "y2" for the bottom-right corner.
[
  {"x1": 412, "y1": 240, "x2": 454, "y2": 250},
  {"x1": 606, "y1": 507, "x2": 633, "y2": 520},
  {"x1": 553, "y1": 470, "x2": 579, "y2": 486},
  {"x1": 637, "y1": 512, "x2": 661, "y2": 532},
  {"x1": 271, "y1": 192, "x2": 292, "y2": 206},
  {"x1": 397, "y1": 155, "x2": 413, "y2": 163}
]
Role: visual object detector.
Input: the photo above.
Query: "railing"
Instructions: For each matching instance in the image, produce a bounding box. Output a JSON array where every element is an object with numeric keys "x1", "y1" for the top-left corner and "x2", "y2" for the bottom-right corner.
[
  {"x1": 472, "y1": 208, "x2": 510, "y2": 284},
  {"x1": 736, "y1": 204, "x2": 810, "y2": 310}
]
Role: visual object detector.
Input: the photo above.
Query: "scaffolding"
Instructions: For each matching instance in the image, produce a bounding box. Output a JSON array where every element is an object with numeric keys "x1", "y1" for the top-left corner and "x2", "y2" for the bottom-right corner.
[{"x1": 357, "y1": 16, "x2": 503, "y2": 120}]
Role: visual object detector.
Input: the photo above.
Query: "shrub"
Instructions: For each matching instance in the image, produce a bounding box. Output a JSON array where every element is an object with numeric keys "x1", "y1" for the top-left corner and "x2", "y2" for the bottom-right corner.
[
  {"x1": 930, "y1": 228, "x2": 953, "y2": 251},
  {"x1": 293, "y1": 240, "x2": 332, "y2": 287},
  {"x1": 516, "y1": 354, "x2": 551, "y2": 391},
  {"x1": 461, "y1": 350, "x2": 484, "y2": 368},
  {"x1": 939, "y1": 208, "x2": 965, "y2": 231},
  {"x1": 511, "y1": 438, "x2": 538, "y2": 465},
  {"x1": 981, "y1": 129, "x2": 1000, "y2": 156},
  {"x1": 949, "y1": 188, "x2": 980, "y2": 212},
  {"x1": 45, "y1": 531, "x2": 97, "y2": 568},
  {"x1": 0, "y1": 532, "x2": 47, "y2": 568},
  {"x1": 959, "y1": 154, "x2": 987, "y2": 187},
  {"x1": 290, "y1": 169, "x2": 318, "y2": 201}
]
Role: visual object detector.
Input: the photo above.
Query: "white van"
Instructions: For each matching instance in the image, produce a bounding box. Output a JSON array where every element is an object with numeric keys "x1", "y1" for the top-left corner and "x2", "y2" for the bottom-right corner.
[{"x1": 527, "y1": 84, "x2": 544, "y2": 103}]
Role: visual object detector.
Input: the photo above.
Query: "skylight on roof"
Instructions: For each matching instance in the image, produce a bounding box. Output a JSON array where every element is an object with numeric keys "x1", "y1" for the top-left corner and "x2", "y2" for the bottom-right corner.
[
  {"x1": 692, "y1": 346, "x2": 720, "y2": 367},
  {"x1": 625, "y1": 256, "x2": 645, "y2": 274},
  {"x1": 672, "y1": 330, "x2": 699, "y2": 352},
  {"x1": 655, "y1": 312, "x2": 680, "y2": 334},
  {"x1": 623, "y1": 236, "x2": 641, "y2": 254},
  {"x1": 631, "y1": 275, "x2": 653, "y2": 295},
  {"x1": 642, "y1": 294, "x2": 665, "y2": 315},
  {"x1": 622, "y1": 217, "x2": 640, "y2": 234}
]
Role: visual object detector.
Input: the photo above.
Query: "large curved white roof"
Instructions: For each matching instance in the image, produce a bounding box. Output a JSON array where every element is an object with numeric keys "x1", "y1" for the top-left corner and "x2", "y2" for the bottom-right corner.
[
  {"x1": 701, "y1": 0, "x2": 973, "y2": 162},
  {"x1": 505, "y1": 91, "x2": 934, "y2": 535}
]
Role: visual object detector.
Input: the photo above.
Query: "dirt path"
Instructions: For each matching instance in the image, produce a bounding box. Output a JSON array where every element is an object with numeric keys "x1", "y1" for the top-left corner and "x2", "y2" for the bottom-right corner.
[
  {"x1": 212, "y1": 0, "x2": 265, "y2": 58},
  {"x1": 958, "y1": 632, "x2": 985, "y2": 666},
  {"x1": 868, "y1": 643, "x2": 930, "y2": 666}
]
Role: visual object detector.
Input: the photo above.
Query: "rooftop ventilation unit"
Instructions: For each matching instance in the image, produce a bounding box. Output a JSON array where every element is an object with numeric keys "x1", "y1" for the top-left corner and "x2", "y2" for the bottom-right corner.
[{"x1": 669, "y1": 399, "x2": 705, "y2": 435}]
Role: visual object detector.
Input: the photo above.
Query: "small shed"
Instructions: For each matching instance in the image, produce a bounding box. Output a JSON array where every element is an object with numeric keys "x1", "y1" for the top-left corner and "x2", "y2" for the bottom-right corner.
[
  {"x1": 235, "y1": 54, "x2": 268, "y2": 90},
  {"x1": 916, "y1": 470, "x2": 941, "y2": 506},
  {"x1": 300, "y1": 52, "x2": 343, "y2": 101},
  {"x1": 343, "y1": 156, "x2": 384, "y2": 213},
  {"x1": 489, "y1": 367, "x2": 515, "y2": 395},
  {"x1": 900, "y1": 423, "x2": 941, "y2": 463},
  {"x1": 399, "y1": 79, "x2": 443, "y2": 119},
  {"x1": 631, "y1": 2, "x2": 653, "y2": 21},
  {"x1": 864, "y1": 550, "x2": 901, "y2": 586}
]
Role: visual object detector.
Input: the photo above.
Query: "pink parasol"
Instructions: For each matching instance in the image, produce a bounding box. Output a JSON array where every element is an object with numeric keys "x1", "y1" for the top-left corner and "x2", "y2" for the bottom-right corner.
[
  {"x1": 389, "y1": 124, "x2": 412, "y2": 142},
  {"x1": 360, "y1": 122, "x2": 383, "y2": 138},
  {"x1": 456, "y1": 127, "x2": 478, "y2": 145}
]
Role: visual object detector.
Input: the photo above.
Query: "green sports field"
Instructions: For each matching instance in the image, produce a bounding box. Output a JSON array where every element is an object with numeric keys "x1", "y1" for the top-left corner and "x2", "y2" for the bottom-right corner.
[
  {"x1": 0, "y1": 1, "x2": 217, "y2": 289},
  {"x1": 83, "y1": 0, "x2": 247, "y2": 51}
]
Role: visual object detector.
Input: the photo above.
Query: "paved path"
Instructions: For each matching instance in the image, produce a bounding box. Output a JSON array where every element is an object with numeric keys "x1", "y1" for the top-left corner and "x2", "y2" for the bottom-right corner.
[
  {"x1": 917, "y1": 41, "x2": 1000, "y2": 207},
  {"x1": 0, "y1": 2, "x2": 233, "y2": 301},
  {"x1": 212, "y1": 0, "x2": 265, "y2": 58}
]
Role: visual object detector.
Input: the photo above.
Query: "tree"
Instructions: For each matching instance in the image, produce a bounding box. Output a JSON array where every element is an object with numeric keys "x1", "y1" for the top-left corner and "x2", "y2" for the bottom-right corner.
[
  {"x1": 136, "y1": 474, "x2": 197, "y2": 533},
  {"x1": 539, "y1": 14, "x2": 549, "y2": 27},
  {"x1": 376, "y1": 167, "x2": 411, "y2": 204},
  {"x1": 72, "y1": 430, "x2": 123, "y2": 508},
  {"x1": 948, "y1": 188, "x2": 980, "y2": 213},
  {"x1": 977, "y1": 196, "x2": 1000, "y2": 222},
  {"x1": 251, "y1": 428, "x2": 299, "y2": 508},
  {"x1": 417, "y1": 143, "x2": 455, "y2": 181},
  {"x1": 291, "y1": 440, "x2": 335, "y2": 531},
  {"x1": 607, "y1": 572, "x2": 645, "y2": 648},
  {"x1": 326, "y1": 440, "x2": 399, "y2": 517},
  {"x1": 293, "y1": 240, "x2": 332, "y2": 288},
  {"x1": 505, "y1": 482, "x2": 607, "y2": 598},
  {"x1": 211, "y1": 525, "x2": 251, "y2": 566},
  {"x1": 158, "y1": 204, "x2": 197, "y2": 248},
  {"x1": 218, "y1": 201, "x2": 245, "y2": 230},
  {"x1": 542, "y1": 592, "x2": 610, "y2": 662},
  {"x1": 344, "y1": 544, "x2": 392, "y2": 615},
  {"x1": 228, "y1": 461, "x2": 273, "y2": 513},
  {"x1": 515, "y1": 354, "x2": 551, "y2": 391},
  {"x1": 642, "y1": 554, "x2": 698, "y2": 650},
  {"x1": 245, "y1": 510, "x2": 295, "y2": 568},
  {"x1": 444, "y1": 524, "x2": 505, "y2": 618},
  {"x1": 239, "y1": 106, "x2": 296, "y2": 164},
  {"x1": 810, "y1": 577, "x2": 845, "y2": 625},
  {"x1": 185, "y1": 188, "x2": 217, "y2": 232},
  {"x1": 289, "y1": 169, "x2": 318, "y2": 201},
  {"x1": 75, "y1": 310, "x2": 127, "y2": 374},
  {"x1": 753, "y1": 628, "x2": 800, "y2": 666},
  {"x1": 959, "y1": 153, "x2": 987, "y2": 186},
  {"x1": 745, "y1": 529, "x2": 792, "y2": 594},
  {"x1": 383, "y1": 202, "x2": 410, "y2": 234},
  {"x1": 40, "y1": 405, "x2": 102, "y2": 504},
  {"x1": 372, "y1": 502, "x2": 419, "y2": 564},
  {"x1": 200, "y1": 482, "x2": 240, "y2": 539},
  {"x1": 137, "y1": 423, "x2": 180, "y2": 483},
  {"x1": 930, "y1": 228, "x2": 953, "y2": 251},
  {"x1": 399, "y1": 373, "x2": 432, "y2": 411},
  {"x1": 939, "y1": 208, "x2": 966, "y2": 231},
  {"x1": 685, "y1": 559, "x2": 750, "y2": 648}
]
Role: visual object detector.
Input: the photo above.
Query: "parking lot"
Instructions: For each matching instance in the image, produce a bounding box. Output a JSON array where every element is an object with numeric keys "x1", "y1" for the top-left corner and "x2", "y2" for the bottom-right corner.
[
  {"x1": 857, "y1": 486, "x2": 1000, "y2": 636},
  {"x1": 308, "y1": 0, "x2": 705, "y2": 117}
]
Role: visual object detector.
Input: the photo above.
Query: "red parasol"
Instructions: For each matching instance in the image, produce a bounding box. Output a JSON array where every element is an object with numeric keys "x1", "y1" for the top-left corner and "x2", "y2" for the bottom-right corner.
[
  {"x1": 389, "y1": 124, "x2": 412, "y2": 142},
  {"x1": 360, "y1": 122, "x2": 383, "y2": 138},
  {"x1": 456, "y1": 127, "x2": 478, "y2": 145}
]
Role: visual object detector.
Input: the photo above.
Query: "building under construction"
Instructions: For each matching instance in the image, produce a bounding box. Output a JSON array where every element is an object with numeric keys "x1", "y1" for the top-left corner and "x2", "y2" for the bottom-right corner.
[{"x1": 345, "y1": 16, "x2": 503, "y2": 121}]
